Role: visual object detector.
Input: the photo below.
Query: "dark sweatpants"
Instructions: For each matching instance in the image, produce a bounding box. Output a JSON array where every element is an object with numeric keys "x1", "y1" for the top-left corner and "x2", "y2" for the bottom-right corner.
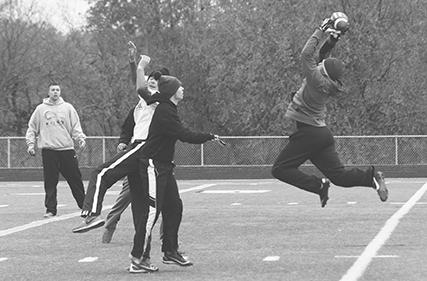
[
  {"x1": 271, "y1": 122, "x2": 374, "y2": 194},
  {"x1": 133, "y1": 159, "x2": 183, "y2": 257},
  {"x1": 42, "y1": 149, "x2": 85, "y2": 215}
]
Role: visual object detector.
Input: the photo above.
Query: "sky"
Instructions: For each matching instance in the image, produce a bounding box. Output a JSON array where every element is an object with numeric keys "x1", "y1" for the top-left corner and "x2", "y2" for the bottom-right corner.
[{"x1": 20, "y1": 0, "x2": 91, "y2": 33}]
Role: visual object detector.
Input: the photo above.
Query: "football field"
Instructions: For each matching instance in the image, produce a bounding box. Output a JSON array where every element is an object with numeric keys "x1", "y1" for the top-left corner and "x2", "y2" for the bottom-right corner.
[{"x1": 1, "y1": 178, "x2": 426, "y2": 281}]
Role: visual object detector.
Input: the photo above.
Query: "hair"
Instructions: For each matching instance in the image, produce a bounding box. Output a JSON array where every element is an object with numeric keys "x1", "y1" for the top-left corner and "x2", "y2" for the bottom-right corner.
[
  {"x1": 147, "y1": 67, "x2": 170, "y2": 81},
  {"x1": 48, "y1": 80, "x2": 60, "y2": 88}
]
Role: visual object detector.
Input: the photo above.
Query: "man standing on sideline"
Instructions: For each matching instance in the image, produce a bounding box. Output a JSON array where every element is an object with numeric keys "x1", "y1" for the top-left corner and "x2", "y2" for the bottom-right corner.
[
  {"x1": 271, "y1": 12, "x2": 389, "y2": 207},
  {"x1": 26, "y1": 81, "x2": 86, "y2": 218}
]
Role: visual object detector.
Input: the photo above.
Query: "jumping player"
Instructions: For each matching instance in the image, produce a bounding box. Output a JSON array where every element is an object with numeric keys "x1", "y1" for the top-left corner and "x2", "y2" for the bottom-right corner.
[{"x1": 271, "y1": 13, "x2": 389, "y2": 207}]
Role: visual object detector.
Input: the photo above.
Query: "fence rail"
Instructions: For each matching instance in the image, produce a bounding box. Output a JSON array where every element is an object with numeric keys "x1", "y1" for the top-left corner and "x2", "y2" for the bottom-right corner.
[{"x1": 0, "y1": 135, "x2": 426, "y2": 169}]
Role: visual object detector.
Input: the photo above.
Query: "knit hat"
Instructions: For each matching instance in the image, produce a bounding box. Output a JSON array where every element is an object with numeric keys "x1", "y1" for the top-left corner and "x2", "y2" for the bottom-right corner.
[
  {"x1": 323, "y1": 58, "x2": 345, "y2": 82},
  {"x1": 158, "y1": 75, "x2": 182, "y2": 100},
  {"x1": 147, "y1": 67, "x2": 170, "y2": 81}
]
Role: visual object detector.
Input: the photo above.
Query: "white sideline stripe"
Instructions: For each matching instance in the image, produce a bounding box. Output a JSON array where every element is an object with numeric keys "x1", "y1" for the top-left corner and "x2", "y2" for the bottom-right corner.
[
  {"x1": 347, "y1": 202, "x2": 357, "y2": 205},
  {"x1": 231, "y1": 203, "x2": 242, "y2": 206},
  {"x1": 288, "y1": 202, "x2": 299, "y2": 205},
  {"x1": 339, "y1": 182, "x2": 427, "y2": 281},
  {"x1": 0, "y1": 204, "x2": 8, "y2": 208},
  {"x1": 0, "y1": 257, "x2": 8, "y2": 262},
  {"x1": 14, "y1": 193, "x2": 44, "y2": 196},
  {"x1": 263, "y1": 256, "x2": 280, "y2": 261},
  {"x1": 335, "y1": 255, "x2": 399, "y2": 258},
  {"x1": 0, "y1": 184, "x2": 216, "y2": 237},
  {"x1": 201, "y1": 189, "x2": 270, "y2": 194},
  {"x1": 78, "y1": 257, "x2": 98, "y2": 263},
  {"x1": 0, "y1": 204, "x2": 112, "y2": 237}
]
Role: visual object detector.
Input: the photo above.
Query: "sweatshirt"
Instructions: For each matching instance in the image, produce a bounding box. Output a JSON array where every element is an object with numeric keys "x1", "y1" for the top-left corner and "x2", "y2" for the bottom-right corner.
[
  {"x1": 25, "y1": 97, "x2": 86, "y2": 150},
  {"x1": 285, "y1": 29, "x2": 345, "y2": 127},
  {"x1": 141, "y1": 99, "x2": 214, "y2": 163}
]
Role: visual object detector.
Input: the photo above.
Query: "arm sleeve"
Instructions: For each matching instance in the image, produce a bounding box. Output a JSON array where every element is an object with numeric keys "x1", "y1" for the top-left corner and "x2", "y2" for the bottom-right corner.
[
  {"x1": 300, "y1": 28, "x2": 326, "y2": 82},
  {"x1": 25, "y1": 107, "x2": 39, "y2": 147},
  {"x1": 119, "y1": 108, "x2": 135, "y2": 144},
  {"x1": 129, "y1": 61, "x2": 137, "y2": 86},
  {"x1": 69, "y1": 105, "x2": 86, "y2": 142},
  {"x1": 155, "y1": 105, "x2": 214, "y2": 144},
  {"x1": 318, "y1": 35, "x2": 338, "y2": 62}
]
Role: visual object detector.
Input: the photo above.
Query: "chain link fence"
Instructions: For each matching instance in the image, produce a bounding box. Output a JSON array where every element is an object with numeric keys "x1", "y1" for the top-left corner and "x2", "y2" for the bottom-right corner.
[{"x1": 0, "y1": 136, "x2": 426, "y2": 168}]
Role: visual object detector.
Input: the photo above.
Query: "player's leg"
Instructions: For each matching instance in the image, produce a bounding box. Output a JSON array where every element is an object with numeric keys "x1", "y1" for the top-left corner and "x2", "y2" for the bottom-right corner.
[
  {"x1": 102, "y1": 177, "x2": 132, "y2": 243},
  {"x1": 58, "y1": 150, "x2": 85, "y2": 209},
  {"x1": 161, "y1": 173, "x2": 192, "y2": 266},
  {"x1": 271, "y1": 124, "x2": 325, "y2": 194},
  {"x1": 41, "y1": 149, "x2": 60, "y2": 217}
]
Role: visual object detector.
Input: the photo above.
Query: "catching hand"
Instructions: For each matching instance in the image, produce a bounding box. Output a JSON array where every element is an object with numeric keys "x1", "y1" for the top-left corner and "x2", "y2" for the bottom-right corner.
[
  {"x1": 128, "y1": 41, "x2": 137, "y2": 62},
  {"x1": 138, "y1": 55, "x2": 151, "y2": 69},
  {"x1": 320, "y1": 18, "x2": 334, "y2": 31}
]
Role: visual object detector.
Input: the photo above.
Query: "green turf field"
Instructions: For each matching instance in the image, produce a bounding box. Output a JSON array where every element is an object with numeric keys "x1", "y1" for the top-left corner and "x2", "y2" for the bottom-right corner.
[{"x1": 1, "y1": 179, "x2": 426, "y2": 281}]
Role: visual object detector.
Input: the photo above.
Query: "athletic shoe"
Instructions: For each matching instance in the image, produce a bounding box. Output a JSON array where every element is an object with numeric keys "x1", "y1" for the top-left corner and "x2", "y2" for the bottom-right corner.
[
  {"x1": 43, "y1": 212, "x2": 56, "y2": 218},
  {"x1": 127, "y1": 255, "x2": 158, "y2": 273},
  {"x1": 72, "y1": 215, "x2": 105, "y2": 233},
  {"x1": 319, "y1": 178, "x2": 330, "y2": 208},
  {"x1": 373, "y1": 171, "x2": 388, "y2": 202},
  {"x1": 163, "y1": 251, "x2": 193, "y2": 266},
  {"x1": 102, "y1": 228, "x2": 115, "y2": 243}
]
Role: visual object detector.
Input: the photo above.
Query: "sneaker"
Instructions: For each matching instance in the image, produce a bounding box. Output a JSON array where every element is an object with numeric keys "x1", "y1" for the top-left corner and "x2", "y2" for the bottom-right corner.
[
  {"x1": 127, "y1": 256, "x2": 158, "y2": 273},
  {"x1": 319, "y1": 178, "x2": 330, "y2": 208},
  {"x1": 72, "y1": 215, "x2": 105, "y2": 233},
  {"x1": 102, "y1": 228, "x2": 115, "y2": 243},
  {"x1": 163, "y1": 251, "x2": 193, "y2": 266},
  {"x1": 43, "y1": 212, "x2": 56, "y2": 218},
  {"x1": 373, "y1": 171, "x2": 388, "y2": 202}
]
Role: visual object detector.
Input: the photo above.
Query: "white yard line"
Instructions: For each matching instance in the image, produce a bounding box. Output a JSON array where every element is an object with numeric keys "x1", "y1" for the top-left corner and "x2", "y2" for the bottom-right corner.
[
  {"x1": 339, "y1": 182, "x2": 427, "y2": 281},
  {"x1": 0, "y1": 184, "x2": 215, "y2": 237}
]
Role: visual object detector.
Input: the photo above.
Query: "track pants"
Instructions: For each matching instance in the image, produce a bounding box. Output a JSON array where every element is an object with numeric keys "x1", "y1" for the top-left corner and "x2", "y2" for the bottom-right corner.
[
  {"x1": 42, "y1": 149, "x2": 85, "y2": 215},
  {"x1": 82, "y1": 142, "x2": 145, "y2": 216},
  {"x1": 131, "y1": 158, "x2": 182, "y2": 258},
  {"x1": 271, "y1": 122, "x2": 374, "y2": 194}
]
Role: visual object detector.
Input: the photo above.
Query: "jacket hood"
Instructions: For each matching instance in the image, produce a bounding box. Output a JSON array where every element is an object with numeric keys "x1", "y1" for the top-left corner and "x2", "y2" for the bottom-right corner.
[{"x1": 43, "y1": 97, "x2": 65, "y2": 106}]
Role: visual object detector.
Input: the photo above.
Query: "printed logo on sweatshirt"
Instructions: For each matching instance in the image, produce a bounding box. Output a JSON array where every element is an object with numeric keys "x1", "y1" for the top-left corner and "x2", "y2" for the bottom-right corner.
[{"x1": 43, "y1": 110, "x2": 66, "y2": 128}]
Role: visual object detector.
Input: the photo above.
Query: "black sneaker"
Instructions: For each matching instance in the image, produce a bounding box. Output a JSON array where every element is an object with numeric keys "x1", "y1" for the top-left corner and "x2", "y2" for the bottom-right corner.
[
  {"x1": 373, "y1": 171, "x2": 388, "y2": 202},
  {"x1": 72, "y1": 215, "x2": 105, "y2": 233},
  {"x1": 163, "y1": 251, "x2": 193, "y2": 266},
  {"x1": 319, "y1": 178, "x2": 330, "y2": 208}
]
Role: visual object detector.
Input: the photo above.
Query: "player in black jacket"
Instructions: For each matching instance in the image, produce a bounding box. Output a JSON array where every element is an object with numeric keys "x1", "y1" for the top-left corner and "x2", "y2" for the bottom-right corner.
[{"x1": 132, "y1": 75, "x2": 221, "y2": 267}]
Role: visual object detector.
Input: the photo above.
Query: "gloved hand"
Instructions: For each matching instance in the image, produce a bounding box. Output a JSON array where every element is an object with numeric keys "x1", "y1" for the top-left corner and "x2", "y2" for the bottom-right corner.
[
  {"x1": 212, "y1": 135, "x2": 227, "y2": 146},
  {"x1": 128, "y1": 41, "x2": 137, "y2": 62},
  {"x1": 138, "y1": 55, "x2": 151, "y2": 69},
  {"x1": 320, "y1": 18, "x2": 334, "y2": 31},
  {"x1": 330, "y1": 12, "x2": 349, "y2": 34}
]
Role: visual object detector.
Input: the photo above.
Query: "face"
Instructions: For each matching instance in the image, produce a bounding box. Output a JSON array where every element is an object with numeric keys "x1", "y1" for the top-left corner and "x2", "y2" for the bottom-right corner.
[
  {"x1": 147, "y1": 77, "x2": 158, "y2": 91},
  {"x1": 174, "y1": 86, "x2": 184, "y2": 101},
  {"x1": 48, "y1": 85, "x2": 61, "y2": 101}
]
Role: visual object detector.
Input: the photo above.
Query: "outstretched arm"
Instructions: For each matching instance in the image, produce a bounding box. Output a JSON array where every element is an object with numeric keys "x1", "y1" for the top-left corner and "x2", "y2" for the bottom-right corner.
[
  {"x1": 128, "y1": 41, "x2": 137, "y2": 87},
  {"x1": 136, "y1": 55, "x2": 150, "y2": 90}
]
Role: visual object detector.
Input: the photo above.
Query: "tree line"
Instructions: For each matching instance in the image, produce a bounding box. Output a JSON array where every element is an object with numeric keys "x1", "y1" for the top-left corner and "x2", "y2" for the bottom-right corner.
[{"x1": 0, "y1": 0, "x2": 426, "y2": 137}]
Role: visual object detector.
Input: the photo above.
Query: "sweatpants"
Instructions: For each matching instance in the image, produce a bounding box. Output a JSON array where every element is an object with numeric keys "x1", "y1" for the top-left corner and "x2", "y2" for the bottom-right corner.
[
  {"x1": 82, "y1": 141, "x2": 145, "y2": 216},
  {"x1": 104, "y1": 177, "x2": 131, "y2": 231},
  {"x1": 41, "y1": 149, "x2": 85, "y2": 215},
  {"x1": 271, "y1": 122, "x2": 374, "y2": 194},
  {"x1": 131, "y1": 158, "x2": 182, "y2": 258}
]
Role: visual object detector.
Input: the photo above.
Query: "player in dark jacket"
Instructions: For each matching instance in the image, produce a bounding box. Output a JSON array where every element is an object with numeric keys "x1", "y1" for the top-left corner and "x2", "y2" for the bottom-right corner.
[
  {"x1": 271, "y1": 13, "x2": 389, "y2": 207},
  {"x1": 131, "y1": 75, "x2": 221, "y2": 267}
]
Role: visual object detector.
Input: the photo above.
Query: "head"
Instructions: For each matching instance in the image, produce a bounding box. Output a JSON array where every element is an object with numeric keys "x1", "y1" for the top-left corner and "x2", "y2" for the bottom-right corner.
[
  {"x1": 48, "y1": 82, "x2": 61, "y2": 102},
  {"x1": 158, "y1": 75, "x2": 183, "y2": 104},
  {"x1": 147, "y1": 67, "x2": 170, "y2": 92},
  {"x1": 319, "y1": 58, "x2": 345, "y2": 82}
]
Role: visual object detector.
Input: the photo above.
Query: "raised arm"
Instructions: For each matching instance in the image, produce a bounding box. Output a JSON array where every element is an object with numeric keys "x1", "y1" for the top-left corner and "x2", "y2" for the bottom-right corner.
[
  {"x1": 128, "y1": 41, "x2": 137, "y2": 87},
  {"x1": 136, "y1": 55, "x2": 150, "y2": 91}
]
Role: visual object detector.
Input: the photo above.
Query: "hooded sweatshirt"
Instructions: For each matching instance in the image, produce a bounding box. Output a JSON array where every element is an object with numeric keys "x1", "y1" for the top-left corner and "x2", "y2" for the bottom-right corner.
[
  {"x1": 25, "y1": 97, "x2": 86, "y2": 150},
  {"x1": 285, "y1": 29, "x2": 345, "y2": 127}
]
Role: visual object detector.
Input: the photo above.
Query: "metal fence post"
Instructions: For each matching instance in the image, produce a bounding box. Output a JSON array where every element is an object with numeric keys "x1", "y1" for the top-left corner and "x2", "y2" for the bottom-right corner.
[
  {"x1": 7, "y1": 138, "x2": 11, "y2": 168},
  {"x1": 201, "y1": 143, "x2": 204, "y2": 166},
  {"x1": 102, "y1": 137, "x2": 106, "y2": 163},
  {"x1": 395, "y1": 136, "x2": 399, "y2": 165}
]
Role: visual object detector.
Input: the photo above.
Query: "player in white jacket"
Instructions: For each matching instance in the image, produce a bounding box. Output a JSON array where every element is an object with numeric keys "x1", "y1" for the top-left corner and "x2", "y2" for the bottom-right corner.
[{"x1": 25, "y1": 82, "x2": 86, "y2": 218}]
